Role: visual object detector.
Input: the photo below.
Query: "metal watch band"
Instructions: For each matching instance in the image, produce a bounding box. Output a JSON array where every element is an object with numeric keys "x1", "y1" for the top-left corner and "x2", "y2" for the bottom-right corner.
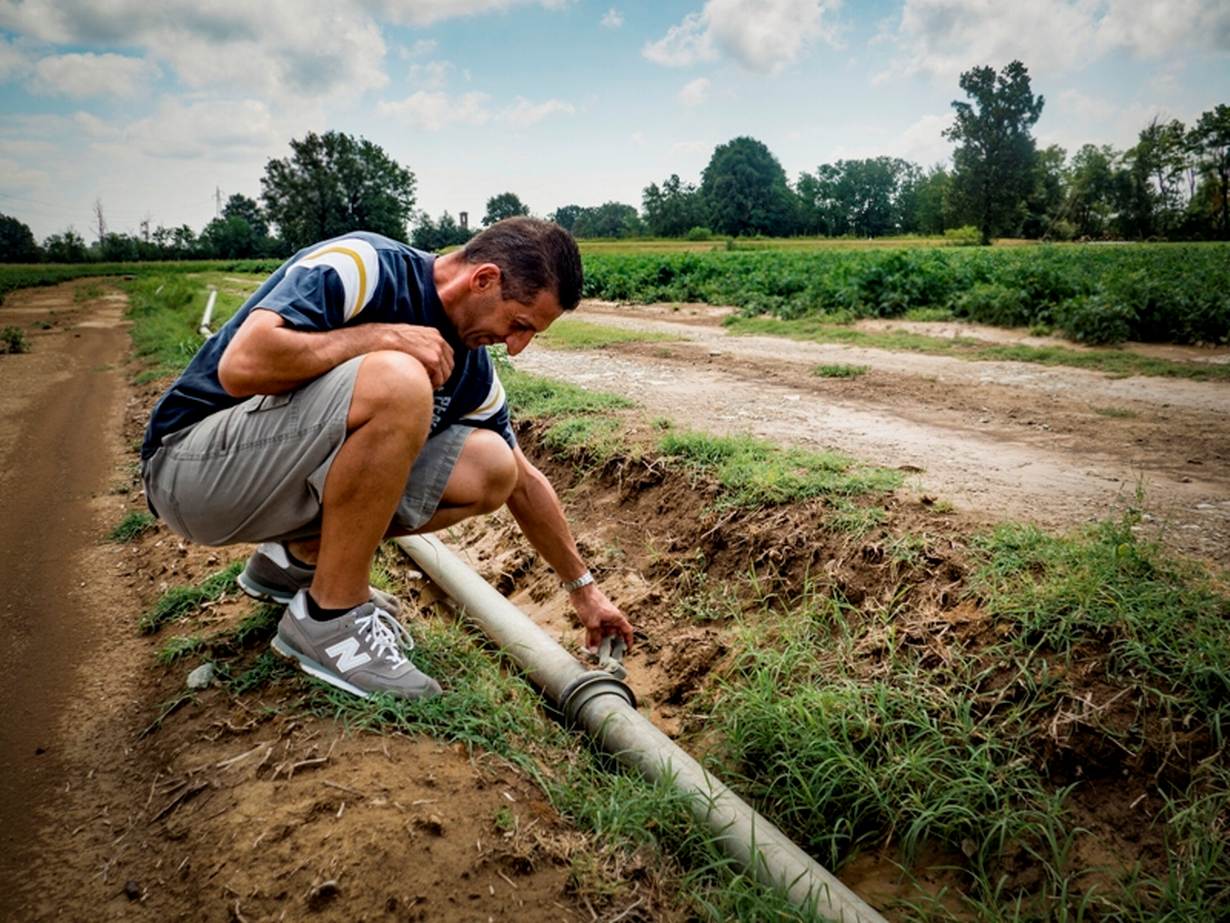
[{"x1": 561, "y1": 571, "x2": 594, "y2": 592}]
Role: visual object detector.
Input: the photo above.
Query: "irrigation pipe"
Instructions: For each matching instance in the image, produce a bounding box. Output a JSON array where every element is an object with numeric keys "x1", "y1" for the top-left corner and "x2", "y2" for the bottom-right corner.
[
  {"x1": 197, "y1": 286, "x2": 218, "y2": 337},
  {"x1": 395, "y1": 533, "x2": 886, "y2": 923}
]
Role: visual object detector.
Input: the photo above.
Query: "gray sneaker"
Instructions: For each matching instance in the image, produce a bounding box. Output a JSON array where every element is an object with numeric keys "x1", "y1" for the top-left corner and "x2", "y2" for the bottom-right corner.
[
  {"x1": 237, "y1": 542, "x2": 403, "y2": 615},
  {"x1": 271, "y1": 590, "x2": 442, "y2": 700}
]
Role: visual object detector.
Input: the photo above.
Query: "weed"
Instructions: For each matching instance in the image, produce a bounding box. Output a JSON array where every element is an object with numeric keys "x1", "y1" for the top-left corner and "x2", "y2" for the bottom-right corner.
[
  {"x1": 813, "y1": 363, "x2": 869, "y2": 379},
  {"x1": 1, "y1": 326, "x2": 29, "y2": 354},
  {"x1": 138, "y1": 562, "x2": 243, "y2": 634},
  {"x1": 108, "y1": 511, "x2": 156, "y2": 542},
  {"x1": 156, "y1": 635, "x2": 205, "y2": 665},
  {"x1": 74, "y1": 282, "x2": 104, "y2": 302},
  {"x1": 1095, "y1": 406, "x2": 1138, "y2": 418}
]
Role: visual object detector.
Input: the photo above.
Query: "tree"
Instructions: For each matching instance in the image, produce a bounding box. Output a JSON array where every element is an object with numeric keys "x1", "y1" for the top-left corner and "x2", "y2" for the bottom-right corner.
[
  {"x1": 1065, "y1": 144, "x2": 1118, "y2": 238},
  {"x1": 642, "y1": 174, "x2": 706, "y2": 237},
  {"x1": 410, "y1": 211, "x2": 473, "y2": 251},
  {"x1": 43, "y1": 227, "x2": 88, "y2": 263},
  {"x1": 222, "y1": 193, "x2": 269, "y2": 241},
  {"x1": 200, "y1": 215, "x2": 260, "y2": 259},
  {"x1": 944, "y1": 60, "x2": 1045, "y2": 244},
  {"x1": 0, "y1": 213, "x2": 41, "y2": 262},
  {"x1": 907, "y1": 166, "x2": 955, "y2": 235},
  {"x1": 1023, "y1": 144, "x2": 1068, "y2": 239},
  {"x1": 1192, "y1": 104, "x2": 1230, "y2": 237},
  {"x1": 483, "y1": 192, "x2": 529, "y2": 226},
  {"x1": 261, "y1": 130, "x2": 416, "y2": 251},
  {"x1": 700, "y1": 136, "x2": 796, "y2": 236},
  {"x1": 549, "y1": 204, "x2": 585, "y2": 233},
  {"x1": 572, "y1": 202, "x2": 644, "y2": 238}
]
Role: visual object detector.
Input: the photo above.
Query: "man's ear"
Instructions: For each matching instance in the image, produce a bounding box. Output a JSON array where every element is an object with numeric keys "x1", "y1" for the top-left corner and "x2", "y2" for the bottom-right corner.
[{"x1": 471, "y1": 262, "x2": 502, "y2": 293}]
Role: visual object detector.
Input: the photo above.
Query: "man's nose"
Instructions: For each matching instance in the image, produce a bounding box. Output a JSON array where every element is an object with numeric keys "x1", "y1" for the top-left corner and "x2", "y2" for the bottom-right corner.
[{"x1": 505, "y1": 330, "x2": 534, "y2": 356}]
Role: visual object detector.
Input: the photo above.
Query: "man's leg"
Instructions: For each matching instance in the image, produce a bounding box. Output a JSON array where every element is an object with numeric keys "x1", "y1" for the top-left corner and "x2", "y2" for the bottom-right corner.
[
  {"x1": 412, "y1": 429, "x2": 517, "y2": 533},
  {"x1": 287, "y1": 427, "x2": 517, "y2": 563},
  {"x1": 308, "y1": 350, "x2": 433, "y2": 609}
]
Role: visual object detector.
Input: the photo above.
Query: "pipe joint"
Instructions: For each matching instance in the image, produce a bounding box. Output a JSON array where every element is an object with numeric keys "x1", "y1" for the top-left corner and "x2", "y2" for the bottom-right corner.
[{"x1": 558, "y1": 670, "x2": 637, "y2": 727}]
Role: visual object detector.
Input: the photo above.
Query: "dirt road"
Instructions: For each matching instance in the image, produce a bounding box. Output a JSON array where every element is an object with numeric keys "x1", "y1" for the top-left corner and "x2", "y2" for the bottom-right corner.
[
  {"x1": 0, "y1": 285, "x2": 130, "y2": 911},
  {"x1": 520, "y1": 302, "x2": 1230, "y2": 568}
]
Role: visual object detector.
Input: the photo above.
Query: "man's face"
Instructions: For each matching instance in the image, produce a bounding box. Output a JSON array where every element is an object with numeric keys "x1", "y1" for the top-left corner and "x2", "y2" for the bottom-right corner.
[{"x1": 454, "y1": 265, "x2": 563, "y2": 356}]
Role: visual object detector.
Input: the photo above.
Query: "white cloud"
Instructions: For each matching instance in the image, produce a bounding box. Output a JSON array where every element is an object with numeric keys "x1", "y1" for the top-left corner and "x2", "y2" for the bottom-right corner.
[
  {"x1": 497, "y1": 97, "x2": 576, "y2": 125},
  {"x1": 409, "y1": 60, "x2": 453, "y2": 90},
  {"x1": 895, "y1": 112, "x2": 952, "y2": 165},
  {"x1": 123, "y1": 98, "x2": 281, "y2": 160},
  {"x1": 378, "y1": 90, "x2": 575, "y2": 131},
  {"x1": 0, "y1": 35, "x2": 31, "y2": 81},
  {"x1": 644, "y1": 0, "x2": 837, "y2": 74},
  {"x1": 0, "y1": 1, "x2": 386, "y2": 101},
  {"x1": 378, "y1": 91, "x2": 494, "y2": 131},
  {"x1": 31, "y1": 52, "x2": 158, "y2": 98},
  {"x1": 678, "y1": 76, "x2": 711, "y2": 106},
  {"x1": 601, "y1": 8, "x2": 623, "y2": 29},
  {"x1": 884, "y1": 0, "x2": 1230, "y2": 81},
  {"x1": 0, "y1": 156, "x2": 49, "y2": 191}
]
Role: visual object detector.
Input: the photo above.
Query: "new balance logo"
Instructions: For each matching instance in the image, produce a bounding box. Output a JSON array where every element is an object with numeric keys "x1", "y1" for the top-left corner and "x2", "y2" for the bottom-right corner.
[{"x1": 325, "y1": 637, "x2": 372, "y2": 672}]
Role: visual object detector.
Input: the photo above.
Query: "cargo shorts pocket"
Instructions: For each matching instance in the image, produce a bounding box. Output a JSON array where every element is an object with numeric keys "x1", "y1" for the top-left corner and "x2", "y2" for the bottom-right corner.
[{"x1": 245, "y1": 392, "x2": 293, "y2": 413}]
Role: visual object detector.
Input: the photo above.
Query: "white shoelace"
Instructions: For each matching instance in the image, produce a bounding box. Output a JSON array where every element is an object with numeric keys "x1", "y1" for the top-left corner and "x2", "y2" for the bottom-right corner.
[{"x1": 355, "y1": 607, "x2": 414, "y2": 666}]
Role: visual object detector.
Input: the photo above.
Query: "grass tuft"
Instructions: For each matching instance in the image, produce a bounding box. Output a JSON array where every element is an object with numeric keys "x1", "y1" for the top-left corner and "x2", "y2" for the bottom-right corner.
[
  {"x1": 813, "y1": 363, "x2": 869, "y2": 379},
  {"x1": 138, "y1": 562, "x2": 243, "y2": 634},
  {"x1": 109, "y1": 511, "x2": 156, "y2": 542},
  {"x1": 539, "y1": 317, "x2": 676, "y2": 350}
]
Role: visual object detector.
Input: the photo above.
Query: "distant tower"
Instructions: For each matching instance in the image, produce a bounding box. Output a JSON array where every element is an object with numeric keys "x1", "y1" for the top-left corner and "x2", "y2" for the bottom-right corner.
[{"x1": 459, "y1": 211, "x2": 469, "y2": 231}]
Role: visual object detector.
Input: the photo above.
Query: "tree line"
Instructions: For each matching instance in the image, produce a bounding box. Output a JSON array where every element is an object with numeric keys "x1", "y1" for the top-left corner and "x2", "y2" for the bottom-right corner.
[{"x1": 1, "y1": 61, "x2": 1227, "y2": 264}]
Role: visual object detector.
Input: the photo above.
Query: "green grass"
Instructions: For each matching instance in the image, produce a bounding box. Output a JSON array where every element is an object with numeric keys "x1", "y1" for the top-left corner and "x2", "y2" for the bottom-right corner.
[
  {"x1": 704, "y1": 511, "x2": 1230, "y2": 920},
  {"x1": 138, "y1": 561, "x2": 244, "y2": 634},
  {"x1": 539, "y1": 316, "x2": 676, "y2": 350},
  {"x1": 108, "y1": 511, "x2": 156, "y2": 542},
  {"x1": 726, "y1": 315, "x2": 1230, "y2": 381},
  {"x1": 813, "y1": 363, "x2": 869, "y2": 379},
  {"x1": 658, "y1": 430, "x2": 901, "y2": 508},
  {"x1": 502, "y1": 366, "x2": 634, "y2": 418}
]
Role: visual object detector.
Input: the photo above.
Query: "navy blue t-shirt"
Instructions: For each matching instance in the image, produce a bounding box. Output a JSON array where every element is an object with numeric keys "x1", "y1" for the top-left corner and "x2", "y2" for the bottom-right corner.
[{"x1": 141, "y1": 232, "x2": 513, "y2": 460}]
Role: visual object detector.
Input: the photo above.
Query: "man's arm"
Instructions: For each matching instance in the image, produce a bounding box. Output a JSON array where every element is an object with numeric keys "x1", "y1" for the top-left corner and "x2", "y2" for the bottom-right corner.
[
  {"x1": 218, "y1": 308, "x2": 455, "y2": 397},
  {"x1": 505, "y1": 445, "x2": 635, "y2": 651}
]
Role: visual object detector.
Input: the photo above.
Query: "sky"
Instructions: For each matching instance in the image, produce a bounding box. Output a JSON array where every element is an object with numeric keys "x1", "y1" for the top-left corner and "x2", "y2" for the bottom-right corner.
[{"x1": 1, "y1": 0, "x2": 1228, "y2": 241}]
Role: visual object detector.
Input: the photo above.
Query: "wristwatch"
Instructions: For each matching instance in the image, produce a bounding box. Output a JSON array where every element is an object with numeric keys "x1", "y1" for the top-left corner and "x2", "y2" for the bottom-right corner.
[{"x1": 561, "y1": 571, "x2": 594, "y2": 592}]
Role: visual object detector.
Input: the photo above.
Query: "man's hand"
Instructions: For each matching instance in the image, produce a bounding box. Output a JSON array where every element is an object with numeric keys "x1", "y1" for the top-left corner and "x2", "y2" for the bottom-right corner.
[
  {"x1": 570, "y1": 583, "x2": 634, "y2": 652},
  {"x1": 377, "y1": 323, "x2": 455, "y2": 388}
]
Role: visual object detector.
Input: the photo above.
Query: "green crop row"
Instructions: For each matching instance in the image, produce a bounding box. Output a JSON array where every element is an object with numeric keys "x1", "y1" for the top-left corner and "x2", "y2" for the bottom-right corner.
[{"x1": 581, "y1": 243, "x2": 1230, "y2": 345}]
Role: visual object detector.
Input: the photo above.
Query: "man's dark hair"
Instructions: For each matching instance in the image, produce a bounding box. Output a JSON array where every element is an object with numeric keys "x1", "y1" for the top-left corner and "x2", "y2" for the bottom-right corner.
[{"x1": 462, "y1": 217, "x2": 583, "y2": 311}]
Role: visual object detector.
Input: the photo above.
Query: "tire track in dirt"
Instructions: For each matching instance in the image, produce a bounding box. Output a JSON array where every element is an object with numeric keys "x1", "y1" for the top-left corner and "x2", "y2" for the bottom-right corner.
[
  {"x1": 0, "y1": 286, "x2": 130, "y2": 912},
  {"x1": 519, "y1": 306, "x2": 1230, "y2": 568}
]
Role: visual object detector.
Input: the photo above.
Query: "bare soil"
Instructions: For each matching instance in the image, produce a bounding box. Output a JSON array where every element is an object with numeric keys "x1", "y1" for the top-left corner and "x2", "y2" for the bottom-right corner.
[{"x1": 526, "y1": 302, "x2": 1230, "y2": 570}]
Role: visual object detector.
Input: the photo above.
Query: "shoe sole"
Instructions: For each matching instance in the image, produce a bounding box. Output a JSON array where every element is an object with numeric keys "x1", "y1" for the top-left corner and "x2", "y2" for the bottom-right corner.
[
  {"x1": 270, "y1": 635, "x2": 371, "y2": 699},
  {"x1": 237, "y1": 571, "x2": 294, "y2": 606}
]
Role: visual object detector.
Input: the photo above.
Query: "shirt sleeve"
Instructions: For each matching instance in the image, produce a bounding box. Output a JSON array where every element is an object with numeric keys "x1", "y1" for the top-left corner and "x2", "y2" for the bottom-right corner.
[
  {"x1": 458, "y1": 364, "x2": 517, "y2": 448},
  {"x1": 258, "y1": 237, "x2": 382, "y2": 331}
]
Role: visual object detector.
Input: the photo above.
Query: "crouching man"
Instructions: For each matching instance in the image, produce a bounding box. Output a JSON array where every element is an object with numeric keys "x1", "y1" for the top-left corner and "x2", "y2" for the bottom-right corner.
[{"x1": 140, "y1": 218, "x2": 633, "y2": 700}]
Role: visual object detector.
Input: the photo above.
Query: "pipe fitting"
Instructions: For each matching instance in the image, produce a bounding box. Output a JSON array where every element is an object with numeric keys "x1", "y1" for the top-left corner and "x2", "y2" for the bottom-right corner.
[{"x1": 558, "y1": 669, "x2": 637, "y2": 727}]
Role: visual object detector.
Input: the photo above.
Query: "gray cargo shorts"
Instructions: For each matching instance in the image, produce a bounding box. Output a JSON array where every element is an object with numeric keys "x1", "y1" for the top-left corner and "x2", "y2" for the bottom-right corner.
[{"x1": 141, "y1": 356, "x2": 469, "y2": 547}]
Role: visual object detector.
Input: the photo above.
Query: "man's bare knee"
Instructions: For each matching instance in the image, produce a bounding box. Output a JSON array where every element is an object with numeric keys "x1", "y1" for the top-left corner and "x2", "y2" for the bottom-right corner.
[
  {"x1": 442, "y1": 429, "x2": 517, "y2": 515},
  {"x1": 349, "y1": 351, "x2": 433, "y2": 434}
]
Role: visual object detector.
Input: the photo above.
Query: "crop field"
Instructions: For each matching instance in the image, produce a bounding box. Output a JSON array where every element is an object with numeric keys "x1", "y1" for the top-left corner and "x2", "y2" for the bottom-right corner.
[
  {"x1": 1, "y1": 250, "x2": 1228, "y2": 921},
  {"x1": 581, "y1": 243, "x2": 1230, "y2": 346}
]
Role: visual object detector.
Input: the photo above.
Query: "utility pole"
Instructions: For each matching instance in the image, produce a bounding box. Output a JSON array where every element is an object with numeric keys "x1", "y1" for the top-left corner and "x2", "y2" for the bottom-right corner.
[{"x1": 215, "y1": 186, "x2": 222, "y2": 218}]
